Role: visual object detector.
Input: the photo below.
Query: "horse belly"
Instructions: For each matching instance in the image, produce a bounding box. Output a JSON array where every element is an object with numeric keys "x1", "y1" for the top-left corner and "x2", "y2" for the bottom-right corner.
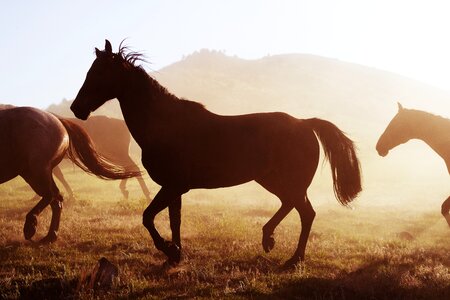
[{"x1": 142, "y1": 147, "x2": 262, "y2": 189}]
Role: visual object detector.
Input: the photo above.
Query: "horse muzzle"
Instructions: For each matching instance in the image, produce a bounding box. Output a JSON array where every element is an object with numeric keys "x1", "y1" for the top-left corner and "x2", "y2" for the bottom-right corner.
[
  {"x1": 70, "y1": 102, "x2": 90, "y2": 120},
  {"x1": 376, "y1": 146, "x2": 389, "y2": 157}
]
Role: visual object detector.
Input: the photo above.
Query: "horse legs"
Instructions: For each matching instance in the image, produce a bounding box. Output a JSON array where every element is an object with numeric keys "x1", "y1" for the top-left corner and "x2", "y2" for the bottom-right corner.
[
  {"x1": 53, "y1": 165, "x2": 74, "y2": 200},
  {"x1": 283, "y1": 196, "x2": 316, "y2": 268},
  {"x1": 262, "y1": 202, "x2": 294, "y2": 253},
  {"x1": 120, "y1": 157, "x2": 151, "y2": 200},
  {"x1": 23, "y1": 195, "x2": 52, "y2": 241},
  {"x1": 441, "y1": 196, "x2": 450, "y2": 227},
  {"x1": 136, "y1": 175, "x2": 151, "y2": 201},
  {"x1": 39, "y1": 192, "x2": 63, "y2": 244},
  {"x1": 143, "y1": 187, "x2": 183, "y2": 264},
  {"x1": 119, "y1": 179, "x2": 129, "y2": 199},
  {"x1": 169, "y1": 196, "x2": 182, "y2": 249},
  {"x1": 22, "y1": 171, "x2": 63, "y2": 243}
]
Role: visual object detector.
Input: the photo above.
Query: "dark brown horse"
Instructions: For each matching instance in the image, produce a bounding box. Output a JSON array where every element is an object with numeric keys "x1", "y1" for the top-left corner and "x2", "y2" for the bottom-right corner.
[
  {"x1": 52, "y1": 116, "x2": 151, "y2": 200},
  {"x1": 376, "y1": 103, "x2": 450, "y2": 227},
  {"x1": 71, "y1": 40, "x2": 362, "y2": 268},
  {"x1": 0, "y1": 106, "x2": 140, "y2": 244}
]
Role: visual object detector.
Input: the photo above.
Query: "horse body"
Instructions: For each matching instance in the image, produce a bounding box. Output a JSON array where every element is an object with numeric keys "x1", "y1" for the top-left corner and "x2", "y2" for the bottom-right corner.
[
  {"x1": 71, "y1": 40, "x2": 361, "y2": 268},
  {"x1": 376, "y1": 103, "x2": 450, "y2": 226},
  {"x1": 0, "y1": 107, "x2": 68, "y2": 185},
  {"x1": 0, "y1": 106, "x2": 140, "y2": 244},
  {"x1": 136, "y1": 106, "x2": 319, "y2": 190}
]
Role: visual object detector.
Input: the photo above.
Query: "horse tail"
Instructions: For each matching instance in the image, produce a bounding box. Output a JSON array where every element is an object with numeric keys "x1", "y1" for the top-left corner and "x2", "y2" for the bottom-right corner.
[
  {"x1": 58, "y1": 118, "x2": 141, "y2": 180},
  {"x1": 304, "y1": 118, "x2": 362, "y2": 206}
]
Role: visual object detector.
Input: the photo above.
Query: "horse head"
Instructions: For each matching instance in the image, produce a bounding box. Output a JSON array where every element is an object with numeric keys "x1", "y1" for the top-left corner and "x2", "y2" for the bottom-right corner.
[
  {"x1": 71, "y1": 40, "x2": 129, "y2": 120},
  {"x1": 376, "y1": 102, "x2": 413, "y2": 156}
]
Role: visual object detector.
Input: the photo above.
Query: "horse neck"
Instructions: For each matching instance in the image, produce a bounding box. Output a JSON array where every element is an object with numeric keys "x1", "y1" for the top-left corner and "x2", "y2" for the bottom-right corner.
[
  {"x1": 410, "y1": 112, "x2": 450, "y2": 171},
  {"x1": 117, "y1": 70, "x2": 177, "y2": 146}
]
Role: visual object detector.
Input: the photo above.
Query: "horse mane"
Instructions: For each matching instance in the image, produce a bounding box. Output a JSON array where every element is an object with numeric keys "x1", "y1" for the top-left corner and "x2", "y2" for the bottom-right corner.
[
  {"x1": 113, "y1": 42, "x2": 206, "y2": 111},
  {"x1": 406, "y1": 108, "x2": 449, "y2": 124},
  {"x1": 117, "y1": 41, "x2": 146, "y2": 66}
]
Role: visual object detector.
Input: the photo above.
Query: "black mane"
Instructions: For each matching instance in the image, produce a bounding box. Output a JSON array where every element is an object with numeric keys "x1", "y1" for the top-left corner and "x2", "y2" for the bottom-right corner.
[
  {"x1": 117, "y1": 40, "x2": 146, "y2": 66},
  {"x1": 113, "y1": 42, "x2": 205, "y2": 110}
]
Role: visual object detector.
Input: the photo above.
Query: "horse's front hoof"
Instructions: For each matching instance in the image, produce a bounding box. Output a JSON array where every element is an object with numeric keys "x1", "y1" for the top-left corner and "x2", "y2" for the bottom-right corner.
[
  {"x1": 39, "y1": 231, "x2": 58, "y2": 244},
  {"x1": 23, "y1": 214, "x2": 38, "y2": 240},
  {"x1": 163, "y1": 242, "x2": 181, "y2": 265},
  {"x1": 262, "y1": 235, "x2": 275, "y2": 253}
]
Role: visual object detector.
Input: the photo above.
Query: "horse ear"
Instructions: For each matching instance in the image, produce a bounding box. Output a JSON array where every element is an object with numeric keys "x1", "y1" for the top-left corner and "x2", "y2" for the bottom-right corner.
[
  {"x1": 105, "y1": 40, "x2": 112, "y2": 54},
  {"x1": 95, "y1": 48, "x2": 102, "y2": 58},
  {"x1": 397, "y1": 102, "x2": 404, "y2": 111}
]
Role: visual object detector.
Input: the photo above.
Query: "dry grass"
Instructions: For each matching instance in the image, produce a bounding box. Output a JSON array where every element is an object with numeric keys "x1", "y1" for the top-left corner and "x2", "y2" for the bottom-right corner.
[{"x1": 0, "y1": 168, "x2": 449, "y2": 299}]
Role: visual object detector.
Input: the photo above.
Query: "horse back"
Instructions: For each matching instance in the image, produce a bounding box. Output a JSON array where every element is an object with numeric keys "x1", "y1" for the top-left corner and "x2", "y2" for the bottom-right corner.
[{"x1": 0, "y1": 107, "x2": 68, "y2": 171}]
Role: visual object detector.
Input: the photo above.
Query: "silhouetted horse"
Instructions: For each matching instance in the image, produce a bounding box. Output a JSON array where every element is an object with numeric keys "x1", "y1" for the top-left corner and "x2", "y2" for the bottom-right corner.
[
  {"x1": 71, "y1": 40, "x2": 362, "y2": 268},
  {"x1": 0, "y1": 106, "x2": 140, "y2": 243},
  {"x1": 376, "y1": 103, "x2": 450, "y2": 227},
  {"x1": 54, "y1": 116, "x2": 150, "y2": 200}
]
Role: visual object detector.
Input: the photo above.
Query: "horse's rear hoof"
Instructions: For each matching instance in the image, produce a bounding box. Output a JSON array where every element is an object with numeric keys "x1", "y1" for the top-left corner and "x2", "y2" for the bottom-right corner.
[
  {"x1": 262, "y1": 235, "x2": 275, "y2": 253},
  {"x1": 39, "y1": 232, "x2": 58, "y2": 244},
  {"x1": 281, "y1": 257, "x2": 301, "y2": 271},
  {"x1": 23, "y1": 214, "x2": 38, "y2": 240}
]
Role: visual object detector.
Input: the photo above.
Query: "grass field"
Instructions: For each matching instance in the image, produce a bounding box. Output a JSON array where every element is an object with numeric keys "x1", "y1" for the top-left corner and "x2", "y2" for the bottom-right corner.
[{"x1": 0, "y1": 166, "x2": 449, "y2": 299}]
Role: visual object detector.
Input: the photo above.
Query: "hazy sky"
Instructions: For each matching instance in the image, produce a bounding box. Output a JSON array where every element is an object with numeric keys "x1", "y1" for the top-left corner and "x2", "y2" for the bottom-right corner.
[{"x1": 1, "y1": 0, "x2": 450, "y2": 109}]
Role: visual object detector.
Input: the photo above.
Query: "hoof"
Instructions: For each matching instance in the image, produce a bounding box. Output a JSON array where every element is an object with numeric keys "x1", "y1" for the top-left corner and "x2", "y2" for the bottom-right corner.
[
  {"x1": 163, "y1": 242, "x2": 181, "y2": 265},
  {"x1": 39, "y1": 231, "x2": 58, "y2": 244},
  {"x1": 262, "y1": 235, "x2": 275, "y2": 253},
  {"x1": 281, "y1": 257, "x2": 302, "y2": 270},
  {"x1": 24, "y1": 214, "x2": 38, "y2": 240}
]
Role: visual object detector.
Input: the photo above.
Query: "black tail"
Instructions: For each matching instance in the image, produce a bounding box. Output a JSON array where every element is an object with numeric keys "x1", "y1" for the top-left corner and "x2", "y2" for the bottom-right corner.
[
  {"x1": 58, "y1": 118, "x2": 141, "y2": 180},
  {"x1": 305, "y1": 118, "x2": 362, "y2": 205}
]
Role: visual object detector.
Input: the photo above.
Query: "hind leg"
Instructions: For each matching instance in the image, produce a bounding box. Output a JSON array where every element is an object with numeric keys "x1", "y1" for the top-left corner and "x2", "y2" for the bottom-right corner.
[
  {"x1": 53, "y1": 165, "x2": 74, "y2": 200},
  {"x1": 123, "y1": 158, "x2": 151, "y2": 201},
  {"x1": 22, "y1": 170, "x2": 62, "y2": 243},
  {"x1": 441, "y1": 196, "x2": 450, "y2": 227},
  {"x1": 39, "y1": 181, "x2": 63, "y2": 244},
  {"x1": 257, "y1": 164, "x2": 316, "y2": 268},
  {"x1": 283, "y1": 196, "x2": 316, "y2": 268},
  {"x1": 261, "y1": 202, "x2": 293, "y2": 253},
  {"x1": 119, "y1": 179, "x2": 129, "y2": 199},
  {"x1": 137, "y1": 175, "x2": 151, "y2": 201}
]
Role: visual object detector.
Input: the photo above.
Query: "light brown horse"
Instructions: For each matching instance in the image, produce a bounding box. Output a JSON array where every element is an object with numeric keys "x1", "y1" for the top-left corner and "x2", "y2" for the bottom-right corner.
[
  {"x1": 376, "y1": 103, "x2": 450, "y2": 227},
  {"x1": 0, "y1": 106, "x2": 140, "y2": 243},
  {"x1": 51, "y1": 116, "x2": 151, "y2": 200},
  {"x1": 71, "y1": 40, "x2": 362, "y2": 268}
]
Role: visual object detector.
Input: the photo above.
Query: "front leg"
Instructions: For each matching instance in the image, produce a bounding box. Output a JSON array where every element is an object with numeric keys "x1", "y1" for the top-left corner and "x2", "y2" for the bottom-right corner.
[
  {"x1": 441, "y1": 196, "x2": 450, "y2": 227},
  {"x1": 143, "y1": 187, "x2": 184, "y2": 265},
  {"x1": 169, "y1": 196, "x2": 182, "y2": 263},
  {"x1": 39, "y1": 193, "x2": 63, "y2": 244},
  {"x1": 24, "y1": 196, "x2": 52, "y2": 241}
]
